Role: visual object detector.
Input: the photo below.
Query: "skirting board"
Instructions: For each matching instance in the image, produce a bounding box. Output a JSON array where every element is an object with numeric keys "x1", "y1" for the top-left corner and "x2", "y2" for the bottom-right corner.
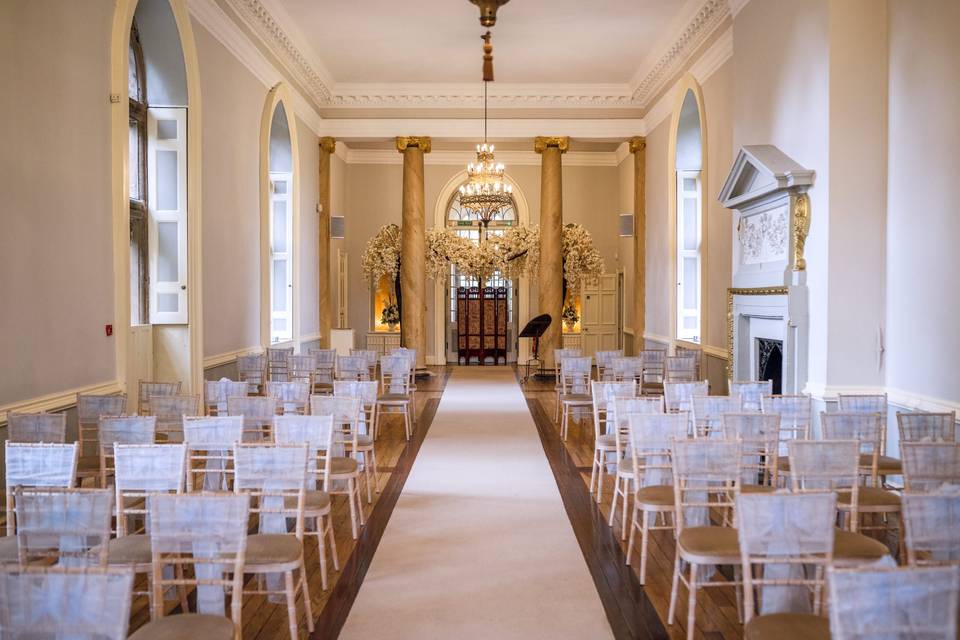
[
  {"x1": 203, "y1": 345, "x2": 262, "y2": 370},
  {"x1": 805, "y1": 382, "x2": 960, "y2": 419},
  {"x1": 0, "y1": 379, "x2": 123, "y2": 427},
  {"x1": 643, "y1": 332, "x2": 728, "y2": 360}
]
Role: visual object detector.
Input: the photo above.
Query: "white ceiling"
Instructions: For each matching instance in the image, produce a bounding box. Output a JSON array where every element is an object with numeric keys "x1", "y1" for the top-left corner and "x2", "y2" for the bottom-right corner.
[{"x1": 273, "y1": 0, "x2": 691, "y2": 85}]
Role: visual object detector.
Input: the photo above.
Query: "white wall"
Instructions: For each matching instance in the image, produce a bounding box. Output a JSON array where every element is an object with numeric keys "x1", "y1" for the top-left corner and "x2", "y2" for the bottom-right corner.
[
  {"x1": 297, "y1": 117, "x2": 320, "y2": 339},
  {"x1": 885, "y1": 0, "x2": 960, "y2": 408},
  {"x1": 0, "y1": 0, "x2": 117, "y2": 405}
]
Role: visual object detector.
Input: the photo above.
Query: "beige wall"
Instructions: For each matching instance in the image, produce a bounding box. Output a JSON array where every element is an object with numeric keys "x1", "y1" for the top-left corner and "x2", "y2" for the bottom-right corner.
[
  {"x1": 297, "y1": 117, "x2": 320, "y2": 339},
  {"x1": 194, "y1": 20, "x2": 262, "y2": 358},
  {"x1": 0, "y1": 0, "x2": 117, "y2": 405},
  {"x1": 644, "y1": 118, "x2": 672, "y2": 340},
  {"x1": 885, "y1": 0, "x2": 960, "y2": 407}
]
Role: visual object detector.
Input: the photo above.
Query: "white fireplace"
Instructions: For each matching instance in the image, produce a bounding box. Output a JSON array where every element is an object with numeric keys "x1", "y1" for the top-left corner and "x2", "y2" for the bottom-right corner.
[{"x1": 719, "y1": 146, "x2": 815, "y2": 394}]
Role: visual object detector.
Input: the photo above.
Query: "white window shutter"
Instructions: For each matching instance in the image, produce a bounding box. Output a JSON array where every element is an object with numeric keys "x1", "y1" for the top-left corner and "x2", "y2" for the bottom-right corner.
[
  {"x1": 269, "y1": 172, "x2": 294, "y2": 343},
  {"x1": 147, "y1": 107, "x2": 188, "y2": 324},
  {"x1": 676, "y1": 170, "x2": 701, "y2": 342}
]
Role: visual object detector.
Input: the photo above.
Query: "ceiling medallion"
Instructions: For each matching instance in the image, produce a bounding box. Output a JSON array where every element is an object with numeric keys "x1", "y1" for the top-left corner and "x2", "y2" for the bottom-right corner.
[{"x1": 468, "y1": 0, "x2": 510, "y2": 27}]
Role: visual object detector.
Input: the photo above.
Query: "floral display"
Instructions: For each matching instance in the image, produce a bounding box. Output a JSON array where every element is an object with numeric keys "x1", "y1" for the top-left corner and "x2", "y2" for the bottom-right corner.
[
  {"x1": 361, "y1": 223, "x2": 401, "y2": 286},
  {"x1": 380, "y1": 303, "x2": 400, "y2": 327},
  {"x1": 562, "y1": 304, "x2": 579, "y2": 326},
  {"x1": 560, "y1": 223, "x2": 605, "y2": 291}
]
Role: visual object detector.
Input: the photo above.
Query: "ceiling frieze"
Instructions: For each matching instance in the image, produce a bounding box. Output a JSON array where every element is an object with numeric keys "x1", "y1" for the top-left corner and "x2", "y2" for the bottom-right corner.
[{"x1": 216, "y1": 0, "x2": 730, "y2": 114}]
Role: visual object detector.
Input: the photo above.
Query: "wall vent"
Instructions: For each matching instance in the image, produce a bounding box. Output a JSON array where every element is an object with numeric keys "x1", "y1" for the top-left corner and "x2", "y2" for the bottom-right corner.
[
  {"x1": 619, "y1": 213, "x2": 634, "y2": 237},
  {"x1": 331, "y1": 216, "x2": 345, "y2": 239}
]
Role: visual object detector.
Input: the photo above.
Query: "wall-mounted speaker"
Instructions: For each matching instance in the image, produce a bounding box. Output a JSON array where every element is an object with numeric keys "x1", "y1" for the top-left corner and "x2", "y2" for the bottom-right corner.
[
  {"x1": 331, "y1": 216, "x2": 345, "y2": 239},
  {"x1": 619, "y1": 213, "x2": 634, "y2": 237}
]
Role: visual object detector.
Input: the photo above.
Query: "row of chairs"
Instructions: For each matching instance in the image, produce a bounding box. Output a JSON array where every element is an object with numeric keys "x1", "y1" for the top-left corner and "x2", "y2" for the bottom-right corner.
[
  {"x1": 0, "y1": 433, "x2": 343, "y2": 640},
  {"x1": 241, "y1": 347, "x2": 415, "y2": 395}
]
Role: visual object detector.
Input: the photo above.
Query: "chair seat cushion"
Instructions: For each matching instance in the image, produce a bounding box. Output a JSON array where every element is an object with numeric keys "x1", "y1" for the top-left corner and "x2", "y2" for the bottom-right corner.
[
  {"x1": 741, "y1": 484, "x2": 777, "y2": 494},
  {"x1": 677, "y1": 526, "x2": 739, "y2": 563},
  {"x1": 245, "y1": 533, "x2": 301, "y2": 566},
  {"x1": 285, "y1": 490, "x2": 331, "y2": 513},
  {"x1": 833, "y1": 529, "x2": 889, "y2": 562},
  {"x1": 633, "y1": 485, "x2": 675, "y2": 508},
  {"x1": 859, "y1": 453, "x2": 902, "y2": 474},
  {"x1": 130, "y1": 613, "x2": 234, "y2": 640},
  {"x1": 77, "y1": 455, "x2": 100, "y2": 472},
  {"x1": 0, "y1": 536, "x2": 18, "y2": 563},
  {"x1": 616, "y1": 458, "x2": 634, "y2": 478},
  {"x1": 596, "y1": 434, "x2": 618, "y2": 448},
  {"x1": 562, "y1": 395, "x2": 592, "y2": 403},
  {"x1": 744, "y1": 612, "x2": 830, "y2": 640},
  {"x1": 778, "y1": 456, "x2": 790, "y2": 472},
  {"x1": 331, "y1": 456, "x2": 359, "y2": 476},
  {"x1": 354, "y1": 435, "x2": 374, "y2": 448},
  {"x1": 837, "y1": 486, "x2": 901, "y2": 508},
  {"x1": 377, "y1": 394, "x2": 410, "y2": 403},
  {"x1": 105, "y1": 534, "x2": 152, "y2": 566}
]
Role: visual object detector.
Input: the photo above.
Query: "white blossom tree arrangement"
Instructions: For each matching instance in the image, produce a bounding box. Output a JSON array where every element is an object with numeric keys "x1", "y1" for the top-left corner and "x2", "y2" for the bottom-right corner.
[{"x1": 361, "y1": 223, "x2": 403, "y2": 325}]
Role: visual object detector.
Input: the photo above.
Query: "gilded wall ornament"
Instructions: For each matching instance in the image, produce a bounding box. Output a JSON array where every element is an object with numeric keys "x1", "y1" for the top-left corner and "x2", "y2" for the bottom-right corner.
[
  {"x1": 792, "y1": 193, "x2": 811, "y2": 271},
  {"x1": 534, "y1": 136, "x2": 570, "y2": 154},
  {"x1": 395, "y1": 136, "x2": 433, "y2": 153}
]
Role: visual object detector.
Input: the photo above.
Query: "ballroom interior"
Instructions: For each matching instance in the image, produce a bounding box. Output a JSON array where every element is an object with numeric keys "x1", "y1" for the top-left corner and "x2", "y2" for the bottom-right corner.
[{"x1": 1, "y1": 0, "x2": 959, "y2": 638}]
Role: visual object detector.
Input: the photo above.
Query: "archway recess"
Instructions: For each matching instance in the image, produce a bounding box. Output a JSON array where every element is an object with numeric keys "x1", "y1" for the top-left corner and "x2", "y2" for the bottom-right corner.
[{"x1": 431, "y1": 170, "x2": 532, "y2": 364}]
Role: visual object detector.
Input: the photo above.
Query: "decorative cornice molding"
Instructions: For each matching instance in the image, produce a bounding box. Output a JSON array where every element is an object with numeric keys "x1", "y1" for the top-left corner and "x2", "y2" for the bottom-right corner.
[
  {"x1": 343, "y1": 147, "x2": 620, "y2": 167},
  {"x1": 628, "y1": 0, "x2": 730, "y2": 107}
]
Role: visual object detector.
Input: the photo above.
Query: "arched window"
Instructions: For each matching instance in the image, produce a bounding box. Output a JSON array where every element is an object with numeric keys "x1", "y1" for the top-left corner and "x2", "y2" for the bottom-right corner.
[
  {"x1": 268, "y1": 102, "x2": 294, "y2": 344},
  {"x1": 445, "y1": 187, "x2": 516, "y2": 324},
  {"x1": 675, "y1": 88, "x2": 703, "y2": 342},
  {"x1": 128, "y1": 20, "x2": 148, "y2": 324}
]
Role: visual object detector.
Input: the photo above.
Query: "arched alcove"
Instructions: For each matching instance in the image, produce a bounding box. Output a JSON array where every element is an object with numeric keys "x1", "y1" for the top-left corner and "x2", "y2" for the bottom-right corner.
[
  {"x1": 259, "y1": 85, "x2": 301, "y2": 349},
  {"x1": 667, "y1": 74, "x2": 708, "y2": 346},
  {"x1": 110, "y1": 0, "x2": 203, "y2": 399},
  {"x1": 431, "y1": 170, "x2": 532, "y2": 363}
]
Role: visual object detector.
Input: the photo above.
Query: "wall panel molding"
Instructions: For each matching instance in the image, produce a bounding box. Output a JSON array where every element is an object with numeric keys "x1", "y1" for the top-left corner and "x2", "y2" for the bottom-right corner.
[{"x1": 0, "y1": 380, "x2": 123, "y2": 426}]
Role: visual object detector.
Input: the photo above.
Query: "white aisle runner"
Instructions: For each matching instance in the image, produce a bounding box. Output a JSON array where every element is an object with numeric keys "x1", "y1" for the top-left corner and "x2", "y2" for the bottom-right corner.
[{"x1": 340, "y1": 366, "x2": 612, "y2": 639}]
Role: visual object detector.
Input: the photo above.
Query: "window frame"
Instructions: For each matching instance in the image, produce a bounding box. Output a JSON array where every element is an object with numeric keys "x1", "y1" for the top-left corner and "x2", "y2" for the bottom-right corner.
[
  {"x1": 676, "y1": 169, "x2": 702, "y2": 343},
  {"x1": 269, "y1": 171, "x2": 294, "y2": 344},
  {"x1": 128, "y1": 20, "x2": 149, "y2": 325}
]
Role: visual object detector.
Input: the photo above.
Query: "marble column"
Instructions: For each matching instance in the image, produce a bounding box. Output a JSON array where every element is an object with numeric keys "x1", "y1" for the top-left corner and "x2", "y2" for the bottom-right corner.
[
  {"x1": 318, "y1": 137, "x2": 335, "y2": 347},
  {"x1": 629, "y1": 136, "x2": 646, "y2": 354},
  {"x1": 396, "y1": 136, "x2": 431, "y2": 369},
  {"x1": 534, "y1": 136, "x2": 569, "y2": 370}
]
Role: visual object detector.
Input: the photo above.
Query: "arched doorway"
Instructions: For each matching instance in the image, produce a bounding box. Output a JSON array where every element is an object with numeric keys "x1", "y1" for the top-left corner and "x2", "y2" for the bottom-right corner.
[
  {"x1": 668, "y1": 74, "x2": 708, "y2": 347},
  {"x1": 110, "y1": 0, "x2": 203, "y2": 400},
  {"x1": 259, "y1": 86, "x2": 301, "y2": 349},
  {"x1": 432, "y1": 170, "x2": 531, "y2": 365}
]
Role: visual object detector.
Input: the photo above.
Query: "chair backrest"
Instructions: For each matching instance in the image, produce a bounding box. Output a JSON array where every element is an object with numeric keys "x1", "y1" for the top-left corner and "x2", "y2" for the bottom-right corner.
[
  {"x1": 553, "y1": 348, "x2": 582, "y2": 376},
  {"x1": 204, "y1": 379, "x2": 248, "y2": 415},
  {"x1": 14, "y1": 487, "x2": 113, "y2": 566},
  {"x1": 274, "y1": 414, "x2": 335, "y2": 489},
  {"x1": 691, "y1": 395, "x2": 743, "y2": 438},
  {"x1": 183, "y1": 416, "x2": 243, "y2": 492},
  {"x1": 310, "y1": 395, "x2": 361, "y2": 451},
  {"x1": 560, "y1": 356, "x2": 592, "y2": 395},
  {"x1": 761, "y1": 394, "x2": 813, "y2": 452},
  {"x1": 287, "y1": 354, "x2": 317, "y2": 386},
  {"x1": 595, "y1": 349, "x2": 624, "y2": 379},
  {"x1": 827, "y1": 564, "x2": 959, "y2": 640},
  {"x1": 674, "y1": 345, "x2": 702, "y2": 377},
  {"x1": 310, "y1": 348, "x2": 337, "y2": 387},
  {"x1": 671, "y1": 438, "x2": 741, "y2": 532},
  {"x1": 590, "y1": 381, "x2": 638, "y2": 436},
  {"x1": 390, "y1": 348, "x2": 417, "y2": 382},
  {"x1": 151, "y1": 394, "x2": 200, "y2": 443},
  {"x1": 837, "y1": 393, "x2": 889, "y2": 453},
  {"x1": 788, "y1": 440, "x2": 860, "y2": 529},
  {"x1": 237, "y1": 353, "x2": 266, "y2": 393},
  {"x1": 4, "y1": 443, "x2": 78, "y2": 535},
  {"x1": 612, "y1": 396, "x2": 665, "y2": 445},
  {"x1": 337, "y1": 355, "x2": 369, "y2": 381},
  {"x1": 609, "y1": 356, "x2": 642, "y2": 382},
  {"x1": 234, "y1": 444, "x2": 309, "y2": 537},
  {"x1": 664, "y1": 355, "x2": 697, "y2": 383},
  {"x1": 820, "y1": 412, "x2": 883, "y2": 483},
  {"x1": 722, "y1": 412, "x2": 781, "y2": 487},
  {"x1": 898, "y1": 411, "x2": 957, "y2": 444},
  {"x1": 350, "y1": 349, "x2": 378, "y2": 371},
  {"x1": 730, "y1": 381, "x2": 773, "y2": 412},
  {"x1": 98, "y1": 416, "x2": 156, "y2": 485},
  {"x1": 147, "y1": 493, "x2": 248, "y2": 623},
  {"x1": 0, "y1": 566, "x2": 134, "y2": 639},
  {"x1": 901, "y1": 442, "x2": 960, "y2": 492},
  {"x1": 334, "y1": 381, "x2": 379, "y2": 407},
  {"x1": 265, "y1": 381, "x2": 311, "y2": 415},
  {"x1": 226, "y1": 395, "x2": 278, "y2": 442},
  {"x1": 6, "y1": 412, "x2": 67, "y2": 443},
  {"x1": 626, "y1": 413, "x2": 688, "y2": 486},
  {"x1": 266, "y1": 346, "x2": 294, "y2": 381},
  {"x1": 380, "y1": 355, "x2": 411, "y2": 395},
  {"x1": 737, "y1": 491, "x2": 836, "y2": 621},
  {"x1": 113, "y1": 444, "x2": 186, "y2": 536},
  {"x1": 664, "y1": 381, "x2": 709, "y2": 413},
  {"x1": 138, "y1": 380, "x2": 181, "y2": 415},
  {"x1": 638, "y1": 349, "x2": 666, "y2": 372},
  {"x1": 902, "y1": 488, "x2": 960, "y2": 567},
  {"x1": 76, "y1": 393, "x2": 127, "y2": 459}
]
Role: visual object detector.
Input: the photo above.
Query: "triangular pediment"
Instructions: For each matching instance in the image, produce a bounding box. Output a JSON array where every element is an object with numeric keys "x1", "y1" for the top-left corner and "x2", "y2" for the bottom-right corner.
[{"x1": 718, "y1": 145, "x2": 815, "y2": 209}]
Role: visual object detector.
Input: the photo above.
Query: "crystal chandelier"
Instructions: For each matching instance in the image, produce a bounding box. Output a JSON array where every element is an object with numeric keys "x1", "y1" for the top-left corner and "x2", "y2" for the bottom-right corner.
[{"x1": 459, "y1": 79, "x2": 513, "y2": 225}]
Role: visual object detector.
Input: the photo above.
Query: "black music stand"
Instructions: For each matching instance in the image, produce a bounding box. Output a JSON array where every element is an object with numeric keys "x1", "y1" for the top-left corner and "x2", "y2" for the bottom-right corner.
[{"x1": 519, "y1": 313, "x2": 552, "y2": 383}]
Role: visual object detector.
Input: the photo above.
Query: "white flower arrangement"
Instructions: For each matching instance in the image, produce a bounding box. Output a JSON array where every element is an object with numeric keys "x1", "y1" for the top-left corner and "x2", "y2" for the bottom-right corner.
[
  {"x1": 561, "y1": 223, "x2": 605, "y2": 292},
  {"x1": 361, "y1": 223, "x2": 401, "y2": 287}
]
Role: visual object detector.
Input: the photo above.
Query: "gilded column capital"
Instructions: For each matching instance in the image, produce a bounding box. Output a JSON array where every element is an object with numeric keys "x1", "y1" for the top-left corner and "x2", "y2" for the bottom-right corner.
[
  {"x1": 395, "y1": 136, "x2": 432, "y2": 153},
  {"x1": 628, "y1": 136, "x2": 646, "y2": 153},
  {"x1": 319, "y1": 137, "x2": 336, "y2": 154},
  {"x1": 534, "y1": 136, "x2": 569, "y2": 154}
]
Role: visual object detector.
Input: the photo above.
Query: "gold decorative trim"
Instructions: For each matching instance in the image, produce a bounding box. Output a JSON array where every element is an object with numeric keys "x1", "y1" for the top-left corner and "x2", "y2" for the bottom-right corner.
[
  {"x1": 726, "y1": 286, "x2": 789, "y2": 381},
  {"x1": 628, "y1": 136, "x2": 646, "y2": 153},
  {"x1": 319, "y1": 137, "x2": 336, "y2": 153},
  {"x1": 792, "y1": 193, "x2": 810, "y2": 271},
  {"x1": 534, "y1": 136, "x2": 570, "y2": 154},
  {"x1": 395, "y1": 136, "x2": 432, "y2": 153}
]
